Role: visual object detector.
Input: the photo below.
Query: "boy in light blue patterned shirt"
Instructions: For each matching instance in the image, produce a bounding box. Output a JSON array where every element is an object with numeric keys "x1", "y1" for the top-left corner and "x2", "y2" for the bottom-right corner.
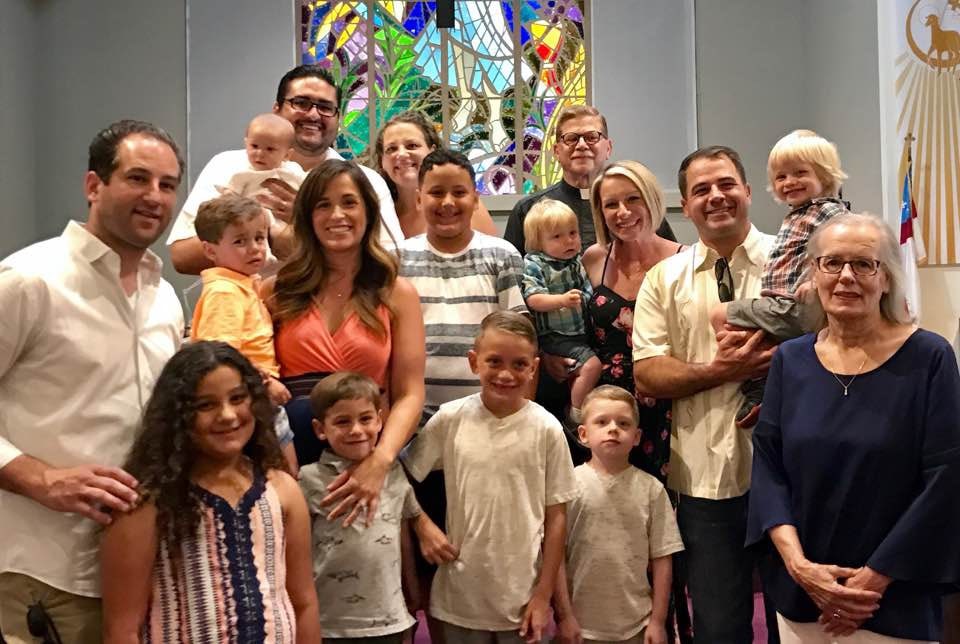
[{"x1": 521, "y1": 199, "x2": 602, "y2": 426}]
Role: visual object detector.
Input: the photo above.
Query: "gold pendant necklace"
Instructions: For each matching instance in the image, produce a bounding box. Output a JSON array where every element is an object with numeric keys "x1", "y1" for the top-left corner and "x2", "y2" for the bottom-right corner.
[
  {"x1": 831, "y1": 357, "x2": 867, "y2": 396},
  {"x1": 326, "y1": 276, "x2": 353, "y2": 299}
]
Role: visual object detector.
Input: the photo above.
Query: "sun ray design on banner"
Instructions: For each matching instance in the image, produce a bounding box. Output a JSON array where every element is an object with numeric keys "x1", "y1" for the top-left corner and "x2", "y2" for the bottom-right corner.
[
  {"x1": 895, "y1": 0, "x2": 960, "y2": 265},
  {"x1": 300, "y1": 1, "x2": 588, "y2": 196}
]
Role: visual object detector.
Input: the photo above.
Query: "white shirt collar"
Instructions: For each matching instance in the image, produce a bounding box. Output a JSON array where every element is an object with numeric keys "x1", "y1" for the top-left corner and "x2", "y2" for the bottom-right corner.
[{"x1": 64, "y1": 220, "x2": 164, "y2": 286}]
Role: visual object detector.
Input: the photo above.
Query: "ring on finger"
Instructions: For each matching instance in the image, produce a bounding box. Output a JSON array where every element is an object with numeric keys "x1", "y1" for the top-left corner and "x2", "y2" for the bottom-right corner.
[{"x1": 833, "y1": 609, "x2": 841, "y2": 619}]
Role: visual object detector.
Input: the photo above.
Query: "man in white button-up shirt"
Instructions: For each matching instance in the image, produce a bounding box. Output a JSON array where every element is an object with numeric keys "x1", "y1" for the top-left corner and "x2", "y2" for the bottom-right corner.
[
  {"x1": 632, "y1": 146, "x2": 780, "y2": 643},
  {"x1": 167, "y1": 64, "x2": 401, "y2": 275},
  {"x1": 0, "y1": 120, "x2": 185, "y2": 643}
]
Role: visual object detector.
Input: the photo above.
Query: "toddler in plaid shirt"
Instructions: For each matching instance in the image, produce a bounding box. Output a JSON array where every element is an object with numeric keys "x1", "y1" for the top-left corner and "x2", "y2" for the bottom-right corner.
[
  {"x1": 521, "y1": 199, "x2": 602, "y2": 427},
  {"x1": 710, "y1": 129, "x2": 849, "y2": 427}
]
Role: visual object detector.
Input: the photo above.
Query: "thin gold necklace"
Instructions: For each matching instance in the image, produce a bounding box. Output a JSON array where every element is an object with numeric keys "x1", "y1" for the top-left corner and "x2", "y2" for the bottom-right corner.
[
  {"x1": 326, "y1": 274, "x2": 354, "y2": 299},
  {"x1": 831, "y1": 357, "x2": 867, "y2": 396}
]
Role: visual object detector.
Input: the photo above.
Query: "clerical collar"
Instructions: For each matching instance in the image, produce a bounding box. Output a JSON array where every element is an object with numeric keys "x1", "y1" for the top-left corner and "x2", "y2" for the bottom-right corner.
[{"x1": 560, "y1": 178, "x2": 591, "y2": 201}]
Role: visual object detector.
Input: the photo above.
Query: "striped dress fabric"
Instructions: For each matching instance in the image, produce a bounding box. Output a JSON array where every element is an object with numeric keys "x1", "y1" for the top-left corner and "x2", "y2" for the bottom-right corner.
[{"x1": 144, "y1": 470, "x2": 296, "y2": 644}]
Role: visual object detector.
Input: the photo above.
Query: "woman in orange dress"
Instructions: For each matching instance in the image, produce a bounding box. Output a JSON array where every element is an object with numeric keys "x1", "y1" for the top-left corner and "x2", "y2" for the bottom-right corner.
[{"x1": 268, "y1": 159, "x2": 425, "y2": 524}]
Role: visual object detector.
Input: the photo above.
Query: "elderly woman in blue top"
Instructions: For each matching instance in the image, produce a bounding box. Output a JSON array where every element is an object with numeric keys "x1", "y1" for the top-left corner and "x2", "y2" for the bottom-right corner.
[{"x1": 746, "y1": 212, "x2": 960, "y2": 643}]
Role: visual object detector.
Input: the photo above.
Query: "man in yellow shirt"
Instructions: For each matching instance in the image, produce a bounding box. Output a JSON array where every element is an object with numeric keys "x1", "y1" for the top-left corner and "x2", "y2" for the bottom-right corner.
[{"x1": 632, "y1": 146, "x2": 778, "y2": 643}]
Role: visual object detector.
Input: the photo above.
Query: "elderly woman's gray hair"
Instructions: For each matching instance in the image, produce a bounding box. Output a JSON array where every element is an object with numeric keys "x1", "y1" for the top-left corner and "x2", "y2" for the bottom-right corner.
[{"x1": 805, "y1": 212, "x2": 914, "y2": 326}]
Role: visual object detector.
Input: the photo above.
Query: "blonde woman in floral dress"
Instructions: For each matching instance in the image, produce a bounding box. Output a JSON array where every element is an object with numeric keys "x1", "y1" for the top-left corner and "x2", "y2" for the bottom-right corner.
[{"x1": 582, "y1": 161, "x2": 683, "y2": 480}]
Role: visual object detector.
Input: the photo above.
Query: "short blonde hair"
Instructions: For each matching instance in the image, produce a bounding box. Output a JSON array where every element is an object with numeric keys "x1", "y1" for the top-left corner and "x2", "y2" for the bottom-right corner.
[
  {"x1": 767, "y1": 129, "x2": 847, "y2": 201},
  {"x1": 246, "y1": 112, "x2": 295, "y2": 145},
  {"x1": 555, "y1": 105, "x2": 608, "y2": 138},
  {"x1": 523, "y1": 199, "x2": 579, "y2": 253},
  {"x1": 475, "y1": 310, "x2": 538, "y2": 351},
  {"x1": 582, "y1": 385, "x2": 639, "y2": 426},
  {"x1": 590, "y1": 161, "x2": 665, "y2": 247}
]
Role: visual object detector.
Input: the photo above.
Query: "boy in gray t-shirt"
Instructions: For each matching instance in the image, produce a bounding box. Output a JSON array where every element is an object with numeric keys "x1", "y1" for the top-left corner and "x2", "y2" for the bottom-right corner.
[
  {"x1": 299, "y1": 372, "x2": 443, "y2": 642},
  {"x1": 554, "y1": 385, "x2": 684, "y2": 644}
]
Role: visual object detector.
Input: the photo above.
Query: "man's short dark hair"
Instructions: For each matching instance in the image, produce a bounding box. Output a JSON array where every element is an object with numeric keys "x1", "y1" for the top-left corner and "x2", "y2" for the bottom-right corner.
[
  {"x1": 418, "y1": 148, "x2": 476, "y2": 185},
  {"x1": 88, "y1": 119, "x2": 184, "y2": 184},
  {"x1": 677, "y1": 145, "x2": 747, "y2": 197},
  {"x1": 275, "y1": 65, "x2": 342, "y2": 110}
]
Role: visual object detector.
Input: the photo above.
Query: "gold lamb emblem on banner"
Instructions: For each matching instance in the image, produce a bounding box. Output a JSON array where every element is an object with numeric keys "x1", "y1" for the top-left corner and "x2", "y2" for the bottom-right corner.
[
  {"x1": 906, "y1": 0, "x2": 960, "y2": 70},
  {"x1": 896, "y1": 0, "x2": 960, "y2": 265}
]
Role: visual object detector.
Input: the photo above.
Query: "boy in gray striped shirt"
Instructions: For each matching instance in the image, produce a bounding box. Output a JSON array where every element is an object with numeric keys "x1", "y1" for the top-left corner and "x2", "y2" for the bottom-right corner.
[{"x1": 400, "y1": 149, "x2": 527, "y2": 427}]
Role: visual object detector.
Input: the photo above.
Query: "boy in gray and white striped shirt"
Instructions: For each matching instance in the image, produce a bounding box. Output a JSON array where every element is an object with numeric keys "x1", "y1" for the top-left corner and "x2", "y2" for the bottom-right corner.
[{"x1": 400, "y1": 149, "x2": 527, "y2": 428}]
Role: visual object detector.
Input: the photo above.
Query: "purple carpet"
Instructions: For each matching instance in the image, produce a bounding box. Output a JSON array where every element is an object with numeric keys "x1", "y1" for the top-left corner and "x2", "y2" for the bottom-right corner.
[{"x1": 411, "y1": 593, "x2": 772, "y2": 642}]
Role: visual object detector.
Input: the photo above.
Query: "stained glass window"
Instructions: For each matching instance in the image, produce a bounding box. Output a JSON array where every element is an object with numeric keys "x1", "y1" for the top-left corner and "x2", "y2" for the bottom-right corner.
[{"x1": 301, "y1": 1, "x2": 589, "y2": 196}]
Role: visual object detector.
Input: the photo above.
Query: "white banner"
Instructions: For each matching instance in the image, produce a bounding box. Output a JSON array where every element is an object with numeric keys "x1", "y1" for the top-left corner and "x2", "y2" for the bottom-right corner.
[{"x1": 888, "y1": 0, "x2": 960, "y2": 266}]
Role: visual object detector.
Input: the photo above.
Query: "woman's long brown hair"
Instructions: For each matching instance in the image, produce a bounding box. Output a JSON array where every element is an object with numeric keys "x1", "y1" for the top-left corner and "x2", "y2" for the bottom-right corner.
[{"x1": 271, "y1": 160, "x2": 398, "y2": 337}]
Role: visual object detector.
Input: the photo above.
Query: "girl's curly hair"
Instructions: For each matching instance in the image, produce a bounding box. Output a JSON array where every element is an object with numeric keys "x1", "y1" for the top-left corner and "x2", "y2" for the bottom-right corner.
[{"x1": 123, "y1": 341, "x2": 286, "y2": 549}]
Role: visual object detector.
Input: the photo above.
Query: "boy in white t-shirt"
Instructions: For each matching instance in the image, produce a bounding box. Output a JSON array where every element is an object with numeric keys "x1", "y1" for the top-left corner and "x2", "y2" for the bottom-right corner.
[
  {"x1": 402, "y1": 311, "x2": 578, "y2": 643},
  {"x1": 554, "y1": 385, "x2": 684, "y2": 644},
  {"x1": 400, "y1": 148, "x2": 527, "y2": 641}
]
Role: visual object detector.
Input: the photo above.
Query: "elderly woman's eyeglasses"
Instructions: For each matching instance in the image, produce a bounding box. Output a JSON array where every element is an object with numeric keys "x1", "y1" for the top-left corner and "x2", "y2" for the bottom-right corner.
[
  {"x1": 282, "y1": 96, "x2": 339, "y2": 117},
  {"x1": 557, "y1": 130, "x2": 606, "y2": 147},
  {"x1": 815, "y1": 256, "x2": 881, "y2": 276},
  {"x1": 715, "y1": 257, "x2": 734, "y2": 303}
]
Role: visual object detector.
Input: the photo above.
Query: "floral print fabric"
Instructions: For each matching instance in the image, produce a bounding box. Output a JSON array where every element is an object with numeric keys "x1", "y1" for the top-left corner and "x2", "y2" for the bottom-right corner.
[{"x1": 587, "y1": 287, "x2": 672, "y2": 482}]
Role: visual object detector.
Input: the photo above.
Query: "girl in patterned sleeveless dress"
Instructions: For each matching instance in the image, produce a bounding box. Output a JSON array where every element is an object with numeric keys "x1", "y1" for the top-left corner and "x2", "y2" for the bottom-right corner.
[{"x1": 100, "y1": 342, "x2": 321, "y2": 644}]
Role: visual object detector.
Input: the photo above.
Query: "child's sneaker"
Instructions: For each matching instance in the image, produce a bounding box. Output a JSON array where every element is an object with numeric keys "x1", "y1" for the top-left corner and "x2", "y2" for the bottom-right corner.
[{"x1": 735, "y1": 378, "x2": 765, "y2": 429}]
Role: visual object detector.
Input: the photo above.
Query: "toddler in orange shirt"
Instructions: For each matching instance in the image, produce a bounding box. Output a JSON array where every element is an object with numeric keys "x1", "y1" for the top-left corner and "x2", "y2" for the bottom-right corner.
[{"x1": 191, "y1": 193, "x2": 291, "y2": 406}]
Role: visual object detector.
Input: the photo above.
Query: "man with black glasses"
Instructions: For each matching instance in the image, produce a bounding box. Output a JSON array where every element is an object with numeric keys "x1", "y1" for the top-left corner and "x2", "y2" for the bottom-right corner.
[
  {"x1": 168, "y1": 64, "x2": 401, "y2": 274},
  {"x1": 504, "y1": 105, "x2": 674, "y2": 253},
  {"x1": 631, "y1": 146, "x2": 779, "y2": 643}
]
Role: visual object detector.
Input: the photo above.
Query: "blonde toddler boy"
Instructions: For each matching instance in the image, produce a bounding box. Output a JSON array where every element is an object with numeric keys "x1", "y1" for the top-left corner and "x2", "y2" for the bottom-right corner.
[
  {"x1": 521, "y1": 199, "x2": 602, "y2": 428},
  {"x1": 710, "y1": 129, "x2": 849, "y2": 427}
]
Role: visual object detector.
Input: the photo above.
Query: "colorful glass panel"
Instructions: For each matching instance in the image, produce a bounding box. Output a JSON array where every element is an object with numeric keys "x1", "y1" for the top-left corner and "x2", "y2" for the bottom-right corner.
[{"x1": 301, "y1": 0, "x2": 588, "y2": 195}]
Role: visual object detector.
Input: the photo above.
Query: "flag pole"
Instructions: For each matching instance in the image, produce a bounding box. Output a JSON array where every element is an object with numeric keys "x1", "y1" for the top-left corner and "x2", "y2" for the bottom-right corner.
[
  {"x1": 904, "y1": 132, "x2": 927, "y2": 265},
  {"x1": 900, "y1": 131, "x2": 924, "y2": 319}
]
